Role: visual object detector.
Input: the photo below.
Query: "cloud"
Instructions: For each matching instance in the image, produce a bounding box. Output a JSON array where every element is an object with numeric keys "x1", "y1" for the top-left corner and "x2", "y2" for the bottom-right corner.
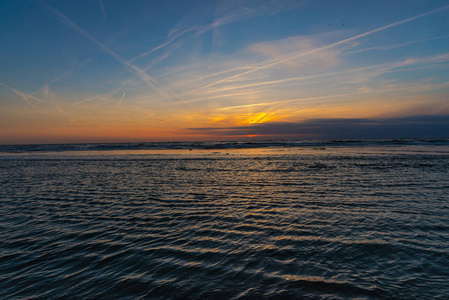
[
  {"x1": 184, "y1": 4, "x2": 449, "y2": 95},
  {"x1": 117, "y1": 92, "x2": 126, "y2": 107},
  {"x1": 346, "y1": 34, "x2": 449, "y2": 55},
  {"x1": 32, "y1": 57, "x2": 93, "y2": 98},
  {"x1": 132, "y1": 0, "x2": 302, "y2": 63},
  {"x1": 208, "y1": 0, "x2": 302, "y2": 33},
  {"x1": 129, "y1": 26, "x2": 199, "y2": 63},
  {"x1": 188, "y1": 115, "x2": 449, "y2": 139},
  {"x1": 181, "y1": 51, "x2": 449, "y2": 108},
  {"x1": 98, "y1": 0, "x2": 107, "y2": 23},
  {"x1": 246, "y1": 36, "x2": 341, "y2": 70},
  {"x1": 74, "y1": 78, "x2": 133, "y2": 105},
  {"x1": 0, "y1": 82, "x2": 42, "y2": 109},
  {"x1": 39, "y1": 0, "x2": 180, "y2": 101}
]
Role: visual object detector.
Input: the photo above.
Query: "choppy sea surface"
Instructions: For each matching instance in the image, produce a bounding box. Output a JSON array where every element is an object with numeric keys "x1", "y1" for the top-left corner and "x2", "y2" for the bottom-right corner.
[{"x1": 1, "y1": 139, "x2": 449, "y2": 299}]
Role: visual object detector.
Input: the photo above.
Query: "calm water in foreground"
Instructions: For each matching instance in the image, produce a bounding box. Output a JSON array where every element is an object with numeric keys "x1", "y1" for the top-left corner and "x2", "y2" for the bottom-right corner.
[{"x1": 1, "y1": 142, "x2": 449, "y2": 299}]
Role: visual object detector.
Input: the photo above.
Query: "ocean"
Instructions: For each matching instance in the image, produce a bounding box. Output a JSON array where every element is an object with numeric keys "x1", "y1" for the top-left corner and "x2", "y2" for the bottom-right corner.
[{"x1": 1, "y1": 139, "x2": 449, "y2": 299}]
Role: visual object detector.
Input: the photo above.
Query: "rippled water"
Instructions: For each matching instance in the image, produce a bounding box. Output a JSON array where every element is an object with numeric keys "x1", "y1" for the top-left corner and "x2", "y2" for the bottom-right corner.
[{"x1": 1, "y1": 148, "x2": 449, "y2": 299}]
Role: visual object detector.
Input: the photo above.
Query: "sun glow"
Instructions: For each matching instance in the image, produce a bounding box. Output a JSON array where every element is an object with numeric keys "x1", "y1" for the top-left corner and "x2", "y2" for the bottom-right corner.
[{"x1": 237, "y1": 112, "x2": 280, "y2": 125}]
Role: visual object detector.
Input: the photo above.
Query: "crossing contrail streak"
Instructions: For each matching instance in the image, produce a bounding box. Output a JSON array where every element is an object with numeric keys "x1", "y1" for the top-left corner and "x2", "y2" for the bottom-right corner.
[
  {"x1": 186, "y1": 4, "x2": 449, "y2": 95},
  {"x1": 0, "y1": 82, "x2": 42, "y2": 109},
  {"x1": 40, "y1": 0, "x2": 187, "y2": 103}
]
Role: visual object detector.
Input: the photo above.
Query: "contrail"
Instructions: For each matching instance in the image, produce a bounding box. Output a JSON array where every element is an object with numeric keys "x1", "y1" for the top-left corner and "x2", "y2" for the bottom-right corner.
[
  {"x1": 187, "y1": 4, "x2": 449, "y2": 95},
  {"x1": 218, "y1": 77, "x2": 449, "y2": 111},
  {"x1": 0, "y1": 82, "x2": 42, "y2": 108},
  {"x1": 74, "y1": 78, "x2": 132, "y2": 105},
  {"x1": 39, "y1": 0, "x2": 172, "y2": 99},
  {"x1": 32, "y1": 57, "x2": 93, "y2": 97},
  {"x1": 346, "y1": 34, "x2": 449, "y2": 54},
  {"x1": 129, "y1": 27, "x2": 198, "y2": 62},
  {"x1": 217, "y1": 92, "x2": 370, "y2": 110},
  {"x1": 118, "y1": 92, "x2": 126, "y2": 106},
  {"x1": 129, "y1": 1, "x2": 297, "y2": 63},
  {"x1": 191, "y1": 66, "x2": 378, "y2": 96},
  {"x1": 98, "y1": 0, "x2": 107, "y2": 23},
  {"x1": 192, "y1": 54, "x2": 429, "y2": 97},
  {"x1": 179, "y1": 52, "x2": 447, "y2": 106}
]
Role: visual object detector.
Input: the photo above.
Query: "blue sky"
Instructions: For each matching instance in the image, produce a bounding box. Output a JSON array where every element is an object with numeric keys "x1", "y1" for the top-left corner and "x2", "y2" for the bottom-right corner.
[{"x1": 1, "y1": 0, "x2": 448, "y2": 143}]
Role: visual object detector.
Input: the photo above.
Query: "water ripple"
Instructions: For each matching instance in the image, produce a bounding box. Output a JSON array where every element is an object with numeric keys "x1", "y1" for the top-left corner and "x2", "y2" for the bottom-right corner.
[{"x1": 1, "y1": 153, "x2": 449, "y2": 298}]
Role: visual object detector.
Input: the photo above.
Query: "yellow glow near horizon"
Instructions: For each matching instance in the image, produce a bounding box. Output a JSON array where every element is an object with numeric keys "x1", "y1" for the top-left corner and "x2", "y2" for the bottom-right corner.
[{"x1": 238, "y1": 112, "x2": 279, "y2": 125}]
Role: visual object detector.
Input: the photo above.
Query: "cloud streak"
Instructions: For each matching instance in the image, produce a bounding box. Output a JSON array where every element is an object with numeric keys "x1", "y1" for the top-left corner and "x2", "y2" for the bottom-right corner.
[
  {"x1": 98, "y1": 0, "x2": 107, "y2": 23},
  {"x1": 130, "y1": 0, "x2": 301, "y2": 63},
  {"x1": 175, "y1": 51, "x2": 449, "y2": 109},
  {"x1": 32, "y1": 57, "x2": 93, "y2": 98},
  {"x1": 39, "y1": 0, "x2": 180, "y2": 101},
  {"x1": 74, "y1": 78, "x2": 133, "y2": 105},
  {"x1": 0, "y1": 82, "x2": 42, "y2": 109},
  {"x1": 346, "y1": 34, "x2": 449, "y2": 55},
  {"x1": 185, "y1": 4, "x2": 449, "y2": 95},
  {"x1": 129, "y1": 26, "x2": 199, "y2": 63},
  {"x1": 117, "y1": 92, "x2": 126, "y2": 107}
]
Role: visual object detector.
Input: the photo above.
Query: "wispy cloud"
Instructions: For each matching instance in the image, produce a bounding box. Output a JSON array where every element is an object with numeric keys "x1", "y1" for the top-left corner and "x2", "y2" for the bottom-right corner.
[
  {"x1": 39, "y1": 0, "x2": 178, "y2": 100},
  {"x1": 129, "y1": 26, "x2": 199, "y2": 63},
  {"x1": 98, "y1": 0, "x2": 107, "y2": 23},
  {"x1": 74, "y1": 78, "x2": 133, "y2": 105},
  {"x1": 0, "y1": 57, "x2": 96, "y2": 118},
  {"x1": 0, "y1": 82, "x2": 42, "y2": 109},
  {"x1": 218, "y1": 92, "x2": 370, "y2": 110},
  {"x1": 117, "y1": 92, "x2": 126, "y2": 107},
  {"x1": 346, "y1": 34, "x2": 449, "y2": 55},
  {"x1": 184, "y1": 4, "x2": 449, "y2": 95},
  {"x1": 170, "y1": 50, "x2": 449, "y2": 109},
  {"x1": 130, "y1": 0, "x2": 302, "y2": 64},
  {"x1": 32, "y1": 57, "x2": 93, "y2": 98},
  {"x1": 213, "y1": 78, "x2": 449, "y2": 113}
]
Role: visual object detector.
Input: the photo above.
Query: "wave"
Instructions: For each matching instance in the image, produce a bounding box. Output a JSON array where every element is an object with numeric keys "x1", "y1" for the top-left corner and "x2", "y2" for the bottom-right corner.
[
  {"x1": 1, "y1": 138, "x2": 448, "y2": 153},
  {"x1": 1, "y1": 148, "x2": 448, "y2": 298}
]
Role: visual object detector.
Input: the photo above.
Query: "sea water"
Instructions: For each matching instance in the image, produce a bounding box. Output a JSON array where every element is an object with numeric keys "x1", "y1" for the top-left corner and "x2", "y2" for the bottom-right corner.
[{"x1": 1, "y1": 140, "x2": 449, "y2": 299}]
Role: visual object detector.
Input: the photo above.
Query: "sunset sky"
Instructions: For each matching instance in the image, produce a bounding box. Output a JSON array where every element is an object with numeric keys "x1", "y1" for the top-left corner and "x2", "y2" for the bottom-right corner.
[{"x1": 1, "y1": 0, "x2": 448, "y2": 144}]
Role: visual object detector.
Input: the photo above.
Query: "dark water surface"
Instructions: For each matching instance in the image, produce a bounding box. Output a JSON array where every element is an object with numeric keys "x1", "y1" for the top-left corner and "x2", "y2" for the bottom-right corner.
[{"x1": 1, "y1": 148, "x2": 449, "y2": 299}]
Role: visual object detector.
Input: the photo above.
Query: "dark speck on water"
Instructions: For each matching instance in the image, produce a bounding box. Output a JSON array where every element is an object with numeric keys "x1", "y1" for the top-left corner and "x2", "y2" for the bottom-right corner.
[{"x1": 1, "y1": 139, "x2": 449, "y2": 299}]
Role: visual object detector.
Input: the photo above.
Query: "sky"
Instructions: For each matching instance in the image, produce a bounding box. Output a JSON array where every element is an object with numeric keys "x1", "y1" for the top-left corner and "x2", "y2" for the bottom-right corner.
[{"x1": 0, "y1": 0, "x2": 448, "y2": 144}]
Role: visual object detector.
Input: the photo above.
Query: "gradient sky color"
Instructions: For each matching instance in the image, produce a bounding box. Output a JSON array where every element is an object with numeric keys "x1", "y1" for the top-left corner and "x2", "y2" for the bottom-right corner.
[{"x1": 1, "y1": 0, "x2": 448, "y2": 144}]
